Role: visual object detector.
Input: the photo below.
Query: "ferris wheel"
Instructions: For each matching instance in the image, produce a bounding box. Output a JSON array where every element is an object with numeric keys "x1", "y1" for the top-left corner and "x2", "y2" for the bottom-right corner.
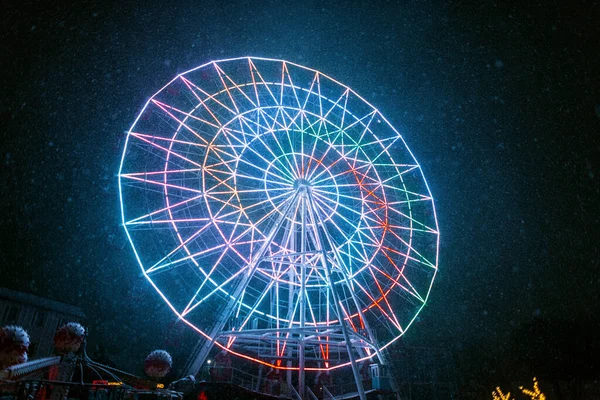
[{"x1": 118, "y1": 57, "x2": 439, "y2": 396}]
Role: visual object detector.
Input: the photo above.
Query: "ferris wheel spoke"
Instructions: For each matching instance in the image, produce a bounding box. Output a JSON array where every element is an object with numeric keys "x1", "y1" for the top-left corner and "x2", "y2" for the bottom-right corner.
[
  {"x1": 257, "y1": 109, "x2": 300, "y2": 177},
  {"x1": 182, "y1": 262, "x2": 250, "y2": 317},
  {"x1": 126, "y1": 217, "x2": 212, "y2": 226},
  {"x1": 146, "y1": 240, "x2": 227, "y2": 276},
  {"x1": 310, "y1": 196, "x2": 379, "y2": 265},
  {"x1": 279, "y1": 115, "x2": 303, "y2": 178},
  {"x1": 370, "y1": 261, "x2": 425, "y2": 304},
  {"x1": 335, "y1": 249, "x2": 373, "y2": 278},
  {"x1": 120, "y1": 167, "x2": 203, "y2": 178},
  {"x1": 321, "y1": 88, "x2": 350, "y2": 124},
  {"x1": 387, "y1": 206, "x2": 438, "y2": 234},
  {"x1": 214, "y1": 62, "x2": 258, "y2": 109},
  {"x1": 248, "y1": 58, "x2": 279, "y2": 105},
  {"x1": 383, "y1": 223, "x2": 435, "y2": 234},
  {"x1": 233, "y1": 149, "x2": 296, "y2": 185},
  {"x1": 305, "y1": 132, "x2": 346, "y2": 182},
  {"x1": 375, "y1": 163, "x2": 420, "y2": 175},
  {"x1": 177, "y1": 78, "x2": 224, "y2": 127},
  {"x1": 146, "y1": 218, "x2": 218, "y2": 271},
  {"x1": 150, "y1": 99, "x2": 213, "y2": 145},
  {"x1": 215, "y1": 124, "x2": 251, "y2": 148},
  {"x1": 124, "y1": 193, "x2": 205, "y2": 225},
  {"x1": 212, "y1": 62, "x2": 242, "y2": 114},
  {"x1": 312, "y1": 187, "x2": 378, "y2": 206},
  {"x1": 158, "y1": 209, "x2": 258, "y2": 276},
  {"x1": 338, "y1": 90, "x2": 350, "y2": 131},
  {"x1": 203, "y1": 146, "x2": 239, "y2": 178},
  {"x1": 216, "y1": 213, "x2": 252, "y2": 280},
  {"x1": 207, "y1": 194, "x2": 241, "y2": 232},
  {"x1": 311, "y1": 190, "x2": 383, "y2": 241},
  {"x1": 384, "y1": 229, "x2": 436, "y2": 269},
  {"x1": 226, "y1": 197, "x2": 290, "y2": 247},
  {"x1": 202, "y1": 173, "x2": 237, "y2": 198},
  {"x1": 204, "y1": 142, "x2": 241, "y2": 164},
  {"x1": 155, "y1": 218, "x2": 256, "y2": 278},
  {"x1": 152, "y1": 100, "x2": 222, "y2": 130},
  {"x1": 179, "y1": 75, "x2": 237, "y2": 120},
  {"x1": 387, "y1": 197, "x2": 433, "y2": 207},
  {"x1": 304, "y1": 110, "x2": 331, "y2": 139},
  {"x1": 236, "y1": 172, "x2": 293, "y2": 188},
  {"x1": 352, "y1": 278, "x2": 403, "y2": 333},
  {"x1": 311, "y1": 208, "x2": 378, "y2": 259},
  {"x1": 305, "y1": 147, "x2": 346, "y2": 185},
  {"x1": 126, "y1": 131, "x2": 203, "y2": 169},
  {"x1": 226, "y1": 120, "x2": 297, "y2": 183},
  {"x1": 309, "y1": 159, "x2": 364, "y2": 186},
  {"x1": 128, "y1": 132, "x2": 209, "y2": 150},
  {"x1": 215, "y1": 211, "x2": 272, "y2": 245},
  {"x1": 346, "y1": 165, "x2": 386, "y2": 204},
  {"x1": 237, "y1": 109, "x2": 274, "y2": 134},
  {"x1": 182, "y1": 245, "x2": 233, "y2": 315},
  {"x1": 235, "y1": 190, "x2": 291, "y2": 214},
  {"x1": 335, "y1": 239, "x2": 372, "y2": 265},
  {"x1": 382, "y1": 184, "x2": 434, "y2": 203},
  {"x1": 121, "y1": 174, "x2": 203, "y2": 194},
  {"x1": 342, "y1": 110, "x2": 377, "y2": 144},
  {"x1": 279, "y1": 62, "x2": 297, "y2": 108},
  {"x1": 268, "y1": 111, "x2": 303, "y2": 173},
  {"x1": 306, "y1": 143, "x2": 349, "y2": 183},
  {"x1": 353, "y1": 135, "x2": 398, "y2": 158},
  {"x1": 213, "y1": 187, "x2": 290, "y2": 196},
  {"x1": 230, "y1": 262, "x2": 293, "y2": 338},
  {"x1": 366, "y1": 136, "x2": 403, "y2": 165},
  {"x1": 355, "y1": 111, "x2": 380, "y2": 147},
  {"x1": 315, "y1": 199, "x2": 382, "y2": 252},
  {"x1": 388, "y1": 195, "x2": 433, "y2": 206},
  {"x1": 366, "y1": 267, "x2": 404, "y2": 330},
  {"x1": 280, "y1": 105, "x2": 305, "y2": 133},
  {"x1": 205, "y1": 199, "x2": 245, "y2": 231}
]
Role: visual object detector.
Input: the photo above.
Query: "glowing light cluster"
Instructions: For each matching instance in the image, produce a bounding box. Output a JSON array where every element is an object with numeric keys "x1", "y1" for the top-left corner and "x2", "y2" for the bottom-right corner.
[
  {"x1": 492, "y1": 387, "x2": 512, "y2": 400},
  {"x1": 520, "y1": 377, "x2": 546, "y2": 400},
  {"x1": 118, "y1": 57, "x2": 439, "y2": 370},
  {"x1": 493, "y1": 378, "x2": 547, "y2": 400}
]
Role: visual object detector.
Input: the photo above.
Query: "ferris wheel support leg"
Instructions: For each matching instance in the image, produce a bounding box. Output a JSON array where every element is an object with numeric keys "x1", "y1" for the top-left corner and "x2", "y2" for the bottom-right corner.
[
  {"x1": 316, "y1": 206, "x2": 380, "y2": 356},
  {"x1": 183, "y1": 194, "x2": 300, "y2": 377},
  {"x1": 298, "y1": 193, "x2": 308, "y2": 399},
  {"x1": 308, "y1": 192, "x2": 402, "y2": 400},
  {"x1": 305, "y1": 190, "x2": 367, "y2": 400}
]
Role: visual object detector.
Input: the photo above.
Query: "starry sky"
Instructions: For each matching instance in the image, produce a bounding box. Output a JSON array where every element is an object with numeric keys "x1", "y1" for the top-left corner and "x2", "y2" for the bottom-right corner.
[{"x1": 2, "y1": 0, "x2": 599, "y2": 383}]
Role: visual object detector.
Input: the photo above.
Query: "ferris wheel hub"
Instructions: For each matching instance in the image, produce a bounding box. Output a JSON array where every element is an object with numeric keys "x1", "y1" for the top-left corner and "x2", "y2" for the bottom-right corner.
[{"x1": 293, "y1": 178, "x2": 312, "y2": 191}]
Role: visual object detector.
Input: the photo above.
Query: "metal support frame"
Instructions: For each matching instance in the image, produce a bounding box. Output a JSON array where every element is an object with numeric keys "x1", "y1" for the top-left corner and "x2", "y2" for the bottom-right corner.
[
  {"x1": 183, "y1": 185, "x2": 370, "y2": 400},
  {"x1": 183, "y1": 193, "x2": 299, "y2": 376},
  {"x1": 298, "y1": 191, "x2": 307, "y2": 398},
  {"x1": 305, "y1": 189, "x2": 367, "y2": 400}
]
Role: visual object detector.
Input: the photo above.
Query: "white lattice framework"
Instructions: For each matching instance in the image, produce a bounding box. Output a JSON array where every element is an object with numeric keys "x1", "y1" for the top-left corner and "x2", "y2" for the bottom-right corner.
[{"x1": 118, "y1": 57, "x2": 439, "y2": 385}]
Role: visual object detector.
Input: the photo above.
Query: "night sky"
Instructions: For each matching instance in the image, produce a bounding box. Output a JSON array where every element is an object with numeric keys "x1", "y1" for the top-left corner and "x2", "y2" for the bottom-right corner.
[{"x1": 2, "y1": 0, "x2": 599, "y2": 388}]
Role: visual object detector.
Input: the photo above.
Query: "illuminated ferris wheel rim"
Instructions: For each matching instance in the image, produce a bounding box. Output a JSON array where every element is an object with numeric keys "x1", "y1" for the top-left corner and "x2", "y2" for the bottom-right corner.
[{"x1": 118, "y1": 56, "x2": 440, "y2": 372}]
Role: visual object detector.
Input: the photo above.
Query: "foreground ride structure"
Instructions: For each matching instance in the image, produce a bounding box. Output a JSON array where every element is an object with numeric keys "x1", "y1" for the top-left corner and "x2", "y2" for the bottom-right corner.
[{"x1": 119, "y1": 57, "x2": 439, "y2": 399}]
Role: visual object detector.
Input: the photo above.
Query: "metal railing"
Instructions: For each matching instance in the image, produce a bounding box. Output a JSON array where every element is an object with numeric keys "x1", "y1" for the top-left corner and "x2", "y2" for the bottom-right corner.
[
  {"x1": 323, "y1": 378, "x2": 372, "y2": 398},
  {"x1": 305, "y1": 386, "x2": 319, "y2": 400},
  {"x1": 13, "y1": 380, "x2": 182, "y2": 400},
  {"x1": 288, "y1": 385, "x2": 302, "y2": 400},
  {"x1": 0, "y1": 357, "x2": 61, "y2": 380},
  {"x1": 322, "y1": 385, "x2": 335, "y2": 400},
  {"x1": 198, "y1": 365, "x2": 281, "y2": 394}
]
